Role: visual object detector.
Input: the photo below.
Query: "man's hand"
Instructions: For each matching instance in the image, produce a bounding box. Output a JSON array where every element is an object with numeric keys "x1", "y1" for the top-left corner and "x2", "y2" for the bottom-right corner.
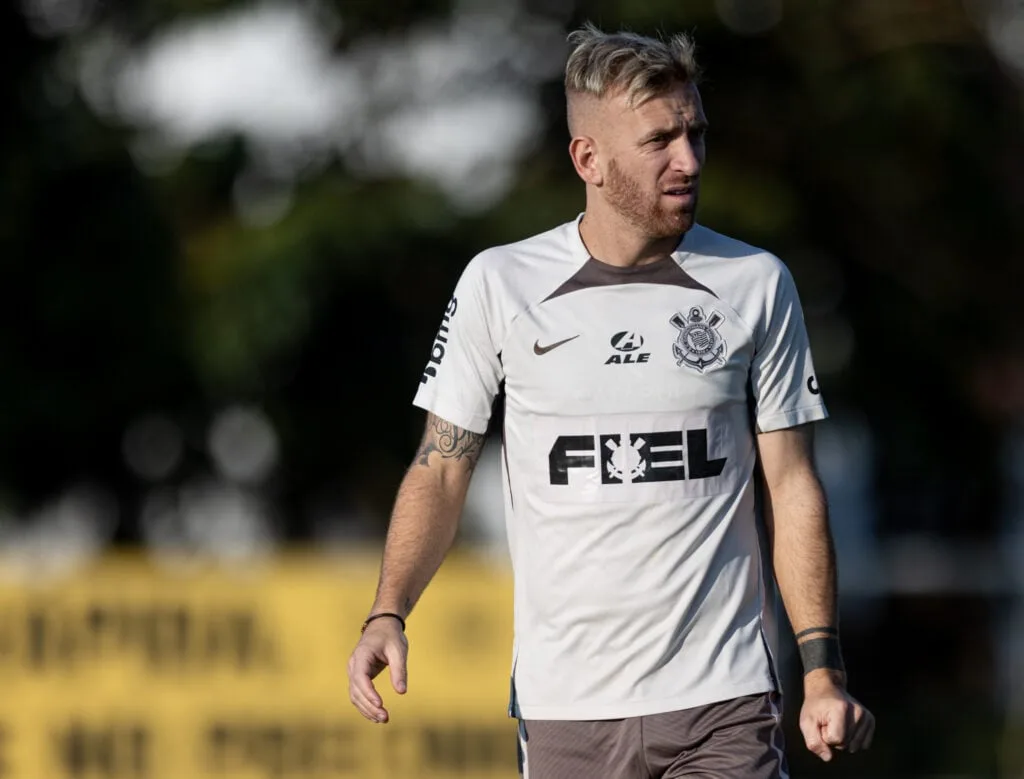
[
  {"x1": 347, "y1": 618, "x2": 408, "y2": 723},
  {"x1": 800, "y1": 670, "x2": 875, "y2": 761}
]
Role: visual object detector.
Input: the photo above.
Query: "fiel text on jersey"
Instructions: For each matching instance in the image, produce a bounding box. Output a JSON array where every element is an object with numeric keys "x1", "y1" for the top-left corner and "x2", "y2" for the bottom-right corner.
[{"x1": 549, "y1": 428, "x2": 726, "y2": 486}]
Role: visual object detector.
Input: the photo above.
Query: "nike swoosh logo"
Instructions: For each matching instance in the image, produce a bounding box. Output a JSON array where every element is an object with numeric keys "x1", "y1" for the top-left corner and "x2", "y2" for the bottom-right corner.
[{"x1": 533, "y1": 335, "x2": 580, "y2": 355}]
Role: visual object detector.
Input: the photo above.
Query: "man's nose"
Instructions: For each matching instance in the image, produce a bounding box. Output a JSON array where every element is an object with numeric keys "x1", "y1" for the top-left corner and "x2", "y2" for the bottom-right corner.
[{"x1": 671, "y1": 139, "x2": 702, "y2": 177}]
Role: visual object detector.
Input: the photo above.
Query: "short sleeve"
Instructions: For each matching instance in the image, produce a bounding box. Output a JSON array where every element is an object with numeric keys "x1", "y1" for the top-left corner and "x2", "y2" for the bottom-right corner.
[
  {"x1": 412, "y1": 257, "x2": 504, "y2": 434},
  {"x1": 750, "y1": 261, "x2": 828, "y2": 433}
]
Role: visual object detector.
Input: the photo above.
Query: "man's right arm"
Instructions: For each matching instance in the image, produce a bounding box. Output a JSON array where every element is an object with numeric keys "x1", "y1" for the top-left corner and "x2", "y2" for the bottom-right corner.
[
  {"x1": 347, "y1": 411, "x2": 486, "y2": 723},
  {"x1": 371, "y1": 411, "x2": 486, "y2": 618}
]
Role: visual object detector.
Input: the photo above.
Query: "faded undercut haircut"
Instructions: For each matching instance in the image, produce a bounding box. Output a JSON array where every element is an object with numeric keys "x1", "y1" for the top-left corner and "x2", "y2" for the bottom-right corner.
[{"x1": 565, "y1": 22, "x2": 701, "y2": 130}]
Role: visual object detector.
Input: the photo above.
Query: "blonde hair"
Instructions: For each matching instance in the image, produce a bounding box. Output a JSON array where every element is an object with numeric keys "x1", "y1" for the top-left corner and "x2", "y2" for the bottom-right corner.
[{"x1": 565, "y1": 22, "x2": 700, "y2": 108}]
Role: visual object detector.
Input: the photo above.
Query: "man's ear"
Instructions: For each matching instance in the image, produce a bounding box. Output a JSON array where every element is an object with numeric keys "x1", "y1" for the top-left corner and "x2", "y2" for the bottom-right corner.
[{"x1": 569, "y1": 136, "x2": 603, "y2": 187}]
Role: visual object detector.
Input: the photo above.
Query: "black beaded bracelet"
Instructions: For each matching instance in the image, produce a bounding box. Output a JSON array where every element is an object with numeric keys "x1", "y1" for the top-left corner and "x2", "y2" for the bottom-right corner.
[
  {"x1": 794, "y1": 625, "x2": 838, "y2": 641},
  {"x1": 361, "y1": 612, "x2": 406, "y2": 633}
]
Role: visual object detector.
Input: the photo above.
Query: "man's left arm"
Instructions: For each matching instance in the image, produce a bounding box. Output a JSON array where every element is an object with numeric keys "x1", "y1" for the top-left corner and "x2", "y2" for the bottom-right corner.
[{"x1": 757, "y1": 423, "x2": 876, "y2": 762}]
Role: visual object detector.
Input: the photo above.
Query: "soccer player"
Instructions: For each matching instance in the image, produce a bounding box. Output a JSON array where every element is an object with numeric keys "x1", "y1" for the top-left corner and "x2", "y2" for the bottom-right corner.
[{"x1": 348, "y1": 22, "x2": 875, "y2": 778}]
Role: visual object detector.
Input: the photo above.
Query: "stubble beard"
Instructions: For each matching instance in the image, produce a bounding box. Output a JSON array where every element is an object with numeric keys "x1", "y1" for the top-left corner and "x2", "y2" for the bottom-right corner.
[{"x1": 605, "y1": 158, "x2": 697, "y2": 241}]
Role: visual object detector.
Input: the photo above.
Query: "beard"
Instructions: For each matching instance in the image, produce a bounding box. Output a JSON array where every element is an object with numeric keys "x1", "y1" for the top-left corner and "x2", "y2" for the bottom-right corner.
[{"x1": 605, "y1": 158, "x2": 698, "y2": 239}]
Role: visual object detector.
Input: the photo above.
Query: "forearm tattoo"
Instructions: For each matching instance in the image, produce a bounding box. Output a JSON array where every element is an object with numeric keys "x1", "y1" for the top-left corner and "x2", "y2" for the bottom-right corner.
[{"x1": 415, "y1": 414, "x2": 486, "y2": 468}]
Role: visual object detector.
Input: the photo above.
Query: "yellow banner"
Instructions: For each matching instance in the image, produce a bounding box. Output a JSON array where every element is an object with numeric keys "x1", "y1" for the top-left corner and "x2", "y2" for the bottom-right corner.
[{"x1": 0, "y1": 551, "x2": 519, "y2": 779}]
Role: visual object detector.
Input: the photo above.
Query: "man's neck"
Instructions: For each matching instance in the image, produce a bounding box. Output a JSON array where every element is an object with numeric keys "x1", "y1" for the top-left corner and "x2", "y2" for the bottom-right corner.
[{"x1": 578, "y1": 206, "x2": 684, "y2": 268}]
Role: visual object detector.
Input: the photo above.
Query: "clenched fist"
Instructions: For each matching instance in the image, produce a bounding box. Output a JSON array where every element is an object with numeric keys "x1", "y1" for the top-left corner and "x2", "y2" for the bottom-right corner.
[{"x1": 800, "y1": 670, "x2": 875, "y2": 761}]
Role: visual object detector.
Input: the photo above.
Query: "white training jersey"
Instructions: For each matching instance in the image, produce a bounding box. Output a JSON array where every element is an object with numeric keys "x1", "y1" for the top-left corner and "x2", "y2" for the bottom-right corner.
[{"x1": 412, "y1": 215, "x2": 827, "y2": 720}]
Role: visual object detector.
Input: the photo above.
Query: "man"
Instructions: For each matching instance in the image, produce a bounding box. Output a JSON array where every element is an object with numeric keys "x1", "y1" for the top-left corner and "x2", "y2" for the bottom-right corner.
[{"x1": 348, "y1": 22, "x2": 875, "y2": 778}]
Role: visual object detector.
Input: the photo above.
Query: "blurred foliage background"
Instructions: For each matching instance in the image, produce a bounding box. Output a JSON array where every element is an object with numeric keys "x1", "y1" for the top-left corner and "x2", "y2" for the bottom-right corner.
[{"x1": 2, "y1": 0, "x2": 1024, "y2": 777}]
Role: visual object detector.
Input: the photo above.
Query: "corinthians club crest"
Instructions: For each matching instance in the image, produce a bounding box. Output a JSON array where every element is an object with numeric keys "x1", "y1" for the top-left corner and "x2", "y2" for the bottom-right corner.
[{"x1": 670, "y1": 307, "x2": 727, "y2": 373}]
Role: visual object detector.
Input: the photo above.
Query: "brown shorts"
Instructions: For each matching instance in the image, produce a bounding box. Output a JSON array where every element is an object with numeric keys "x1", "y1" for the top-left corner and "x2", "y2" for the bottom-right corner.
[{"x1": 517, "y1": 692, "x2": 788, "y2": 779}]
